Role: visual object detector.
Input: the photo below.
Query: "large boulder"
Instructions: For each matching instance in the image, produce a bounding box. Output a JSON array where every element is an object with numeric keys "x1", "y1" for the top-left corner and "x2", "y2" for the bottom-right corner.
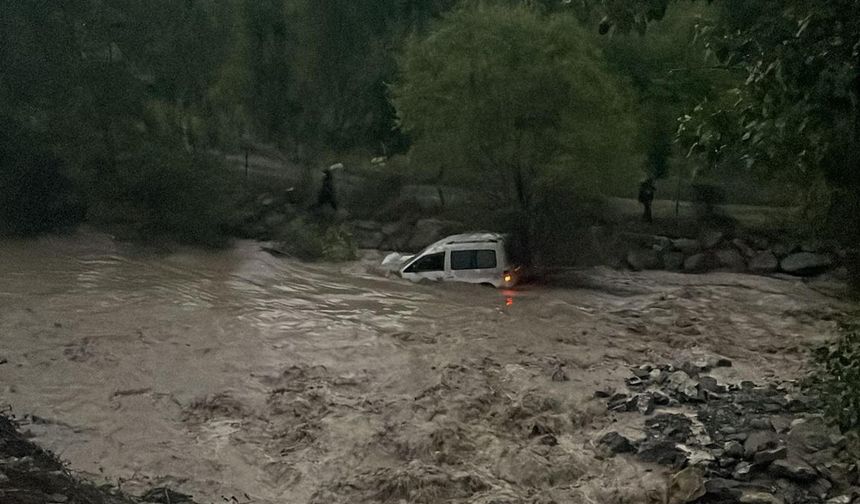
[
  {"x1": 663, "y1": 251, "x2": 686, "y2": 272},
  {"x1": 684, "y1": 253, "x2": 713, "y2": 273},
  {"x1": 732, "y1": 238, "x2": 757, "y2": 258},
  {"x1": 627, "y1": 249, "x2": 662, "y2": 271},
  {"x1": 406, "y1": 219, "x2": 461, "y2": 251},
  {"x1": 749, "y1": 251, "x2": 779, "y2": 273},
  {"x1": 780, "y1": 252, "x2": 833, "y2": 276},
  {"x1": 772, "y1": 242, "x2": 799, "y2": 258},
  {"x1": 700, "y1": 230, "x2": 725, "y2": 249},
  {"x1": 715, "y1": 249, "x2": 746, "y2": 272},
  {"x1": 668, "y1": 466, "x2": 706, "y2": 504},
  {"x1": 351, "y1": 221, "x2": 384, "y2": 249},
  {"x1": 673, "y1": 238, "x2": 701, "y2": 255}
]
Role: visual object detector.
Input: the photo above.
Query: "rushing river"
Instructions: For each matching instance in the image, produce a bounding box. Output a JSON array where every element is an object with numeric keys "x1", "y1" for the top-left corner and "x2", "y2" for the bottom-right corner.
[{"x1": 0, "y1": 231, "x2": 846, "y2": 503}]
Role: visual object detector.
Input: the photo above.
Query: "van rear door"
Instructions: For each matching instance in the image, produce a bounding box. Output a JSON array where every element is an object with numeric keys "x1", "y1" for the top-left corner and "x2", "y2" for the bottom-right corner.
[{"x1": 448, "y1": 246, "x2": 501, "y2": 284}]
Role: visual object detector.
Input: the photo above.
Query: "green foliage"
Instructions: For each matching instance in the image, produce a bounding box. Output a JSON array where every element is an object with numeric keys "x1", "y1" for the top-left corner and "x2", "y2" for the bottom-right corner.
[
  {"x1": 0, "y1": 0, "x2": 237, "y2": 244},
  {"x1": 0, "y1": 118, "x2": 83, "y2": 236},
  {"x1": 278, "y1": 217, "x2": 357, "y2": 262},
  {"x1": 810, "y1": 332, "x2": 860, "y2": 431},
  {"x1": 392, "y1": 3, "x2": 638, "y2": 264}
]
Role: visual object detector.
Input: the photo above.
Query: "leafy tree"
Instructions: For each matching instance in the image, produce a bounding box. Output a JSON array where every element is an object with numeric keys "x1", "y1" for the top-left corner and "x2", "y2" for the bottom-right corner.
[{"x1": 392, "y1": 3, "x2": 638, "y2": 263}]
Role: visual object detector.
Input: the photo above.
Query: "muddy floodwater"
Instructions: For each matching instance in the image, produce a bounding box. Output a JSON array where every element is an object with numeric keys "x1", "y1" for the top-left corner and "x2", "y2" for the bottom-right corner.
[{"x1": 0, "y1": 231, "x2": 849, "y2": 503}]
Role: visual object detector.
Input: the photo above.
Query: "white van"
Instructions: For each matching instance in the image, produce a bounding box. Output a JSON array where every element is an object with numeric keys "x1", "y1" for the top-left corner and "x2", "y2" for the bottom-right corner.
[{"x1": 384, "y1": 233, "x2": 519, "y2": 288}]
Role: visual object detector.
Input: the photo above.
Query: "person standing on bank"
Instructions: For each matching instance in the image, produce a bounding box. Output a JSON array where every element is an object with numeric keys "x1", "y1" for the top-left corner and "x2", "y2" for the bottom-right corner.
[
  {"x1": 638, "y1": 178, "x2": 656, "y2": 224},
  {"x1": 316, "y1": 163, "x2": 341, "y2": 211}
]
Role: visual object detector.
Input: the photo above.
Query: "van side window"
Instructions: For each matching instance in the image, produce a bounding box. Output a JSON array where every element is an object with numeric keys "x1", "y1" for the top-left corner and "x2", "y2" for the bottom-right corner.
[
  {"x1": 451, "y1": 250, "x2": 497, "y2": 270},
  {"x1": 404, "y1": 252, "x2": 445, "y2": 273}
]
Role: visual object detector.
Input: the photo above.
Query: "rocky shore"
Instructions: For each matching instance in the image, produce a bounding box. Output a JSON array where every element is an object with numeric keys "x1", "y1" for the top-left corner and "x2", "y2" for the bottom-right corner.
[{"x1": 597, "y1": 360, "x2": 858, "y2": 504}]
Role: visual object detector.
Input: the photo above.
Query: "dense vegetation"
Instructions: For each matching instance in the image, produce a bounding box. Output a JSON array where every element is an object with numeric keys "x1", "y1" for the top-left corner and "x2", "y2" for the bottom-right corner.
[{"x1": 0, "y1": 0, "x2": 857, "y2": 275}]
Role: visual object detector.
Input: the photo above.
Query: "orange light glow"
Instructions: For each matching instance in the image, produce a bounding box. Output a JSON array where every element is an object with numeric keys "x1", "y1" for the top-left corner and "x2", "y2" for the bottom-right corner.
[
  {"x1": 506, "y1": 297, "x2": 513, "y2": 306},
  {"x1": 504, "y1": 274, "x2": 512, "y2": 283}
]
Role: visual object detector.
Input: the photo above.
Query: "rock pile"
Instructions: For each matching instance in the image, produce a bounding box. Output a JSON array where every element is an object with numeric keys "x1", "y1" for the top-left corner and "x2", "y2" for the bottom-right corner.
[
  {"x1": 597, "y1": 361, "x2": 859, "y2": 504},
  {"x1": 625, "y1": 231, "x2": 842, "y2": 277},
  {"x1": 351, "y1": 218, "x2": 464, "y2": 251}
]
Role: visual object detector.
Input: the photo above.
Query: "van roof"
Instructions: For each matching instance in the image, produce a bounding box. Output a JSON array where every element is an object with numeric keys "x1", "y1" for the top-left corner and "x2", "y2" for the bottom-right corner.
[{"x1": 420, "y1": 232, "x2": 506, "y2": 255}]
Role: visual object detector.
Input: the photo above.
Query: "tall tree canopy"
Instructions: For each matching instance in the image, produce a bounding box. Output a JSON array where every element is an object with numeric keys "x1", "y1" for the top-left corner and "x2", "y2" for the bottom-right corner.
[{"x1": 392, "y1": 3, "x2": 638, "y2": 210}]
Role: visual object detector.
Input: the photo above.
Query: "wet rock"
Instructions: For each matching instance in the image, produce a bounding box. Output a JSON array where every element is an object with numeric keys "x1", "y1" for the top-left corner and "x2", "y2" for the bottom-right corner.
[
  {"x1": 684, "y1": 253, "x2": 712, "y2": 273},
  {"x1": 733, "y1": 461, "x2": 753, "y2": 480},
  {"x1": 141, "y1": 488, "x2": 196, "y2": 503},
  {"x1": 708, "y1": 356, "x2": 733, "y2": 368},
  {"x1": 627, "y1": 249, "x2": 662, "y2": 271},
  {"x1": 638, "y1": 440, "x2": 688, "y2": 468},
  {"x1": 739, "y1": 490, "x2": 783, "y2": 504},
  {"x1": 47, "y1": 494, "x2": 68, "y2": 503},
  {"x1": 724, "y1": 440, "x2": 745, "y2": 458},
  {"x1": 788, "y1": 417, "x2": 835, "y2": 453},
  {"x1": 826, "y1": 496, "x2": 852, "y2": 504},
  {"x1": 733, "y1": 238, "x2": 757, "y2": 258},
  {"x1": 748, "y1": 418, "x2": 772, "y2": 431},
  {"x1": 668, "y1": 466, "x2": 706, "y2": 504},
  {"x1": 772, "y1": 242, "x2": 798, "y2": 258},
  {"x1": 749, "y1": 251, "x2": 779, "y2": 273},
  {"x1": 645, "y1": 414, "x2": 693, "y2": 443},
  {"x1": 637, "y1": 394, "x2": 655, "y2": 415},
  {"x1": 744, "y1": 431, "x2": 779, "y2": 458},
  {"x1": 664, "y1": 251, "x2": 686, "y2": 271},
  {"x1": 667, "y1": 371, "x2": 701, "y2": 402},
  {"x1": 673, "y1": 238, "x2": 701, "y2": 255},
  {"x1": 829, "y1": 433, "x2": 848, "y2": 450},
  {"x1": 407, "y1": 219, "x2": 460, "y2": 251},
  {"x1": 353, "y1": 231, "x2": 384, "y2": 249},
  {"x1": 704, "y1": 478, "x2": 743, "y2": 499},
  {"x1": 609, "y1": 395, "x2": 638, "y2": 412},
  {"x1": 699, "y1": 376, "x2": 726, "y2": 394},
  {"x1": 598, "y1": 432, "x2": 636, "y2": 455},
  {"x1": 716, "y1": 248, "x2": 747, "y2": 272},
  {"x1": 649, "y1": 368, "x2": 667, "y2": 384},
  {"x1": 809, "y1": 477, "x2": 833, "y2": 499},
  {"x1": 651, "y1": 390, "x2": 672, "y2": 406},
  {"x1": 753, "y1": 446, "x2": 787, "y2": 465},
  {"x1": 780, "y1": 252, "x2": 833, "y2": 276},
  {"x1": 626, "y1": 376, "x2": 647, "y2": 388},
  {"x1": 632, "y1": 365, "x2": 653, "y2": 379},
  {"x1": 701, "y1": 230, "x2": 725, "y2": 249},
  {"x1": 770, "y1": 458, "x2": 818, "y2": 482},
  {"x1": 593, "y1": 388, "x2": 614, "y2": 399}
]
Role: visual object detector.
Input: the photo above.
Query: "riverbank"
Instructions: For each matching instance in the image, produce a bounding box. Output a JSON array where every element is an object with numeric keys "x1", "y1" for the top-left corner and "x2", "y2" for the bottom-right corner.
[{"x1": 0, "y1": 413, "x2": 155, "y2": 504}]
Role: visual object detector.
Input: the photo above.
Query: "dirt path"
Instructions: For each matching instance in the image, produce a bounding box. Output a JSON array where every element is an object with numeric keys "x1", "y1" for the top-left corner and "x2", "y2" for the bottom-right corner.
[{"x1": 0, "y1": 232, "x2": 849, "y2": 503}]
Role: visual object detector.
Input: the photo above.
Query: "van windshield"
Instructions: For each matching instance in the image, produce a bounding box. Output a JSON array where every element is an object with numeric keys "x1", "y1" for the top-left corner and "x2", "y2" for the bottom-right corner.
[{"x1": 404, "y1": 252, "x2": 445, "y2": 273}]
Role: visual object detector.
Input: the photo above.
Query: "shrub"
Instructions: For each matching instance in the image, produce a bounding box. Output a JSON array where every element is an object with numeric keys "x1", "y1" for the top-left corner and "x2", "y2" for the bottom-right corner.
[
  {"x1": 85, "y1": 147, "x2": 237, "y2": 246},
  {"x1": 809, "y1": 331, "x2": 860, "y2": 431},
  {"x1": 0, "y1": 121, "x2": 84, "y2": 235},
  {"x1": 277, "y1": 217, "x2": 356, "y2": 262}
]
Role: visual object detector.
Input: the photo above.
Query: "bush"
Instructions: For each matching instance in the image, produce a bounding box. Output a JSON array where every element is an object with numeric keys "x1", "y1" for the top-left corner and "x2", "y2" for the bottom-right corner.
[
  {"x1": 85, "y1": 147, "x2": 237, "y2": 246},
  {"x1": 277, "y1": 217, "x2": 356, "y2": 262},
  {"x1": 809, "y1": 331, "x2": 860, "y2": 431},
  {"x1": 0, "y1": 121, "x2": 84, "y2": 235}
]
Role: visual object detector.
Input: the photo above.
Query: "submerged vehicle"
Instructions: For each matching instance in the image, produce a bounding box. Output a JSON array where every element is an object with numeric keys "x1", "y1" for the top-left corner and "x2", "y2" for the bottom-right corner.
[{"x1": 382, "y1": 233, "x2": 520, "y2": 288}]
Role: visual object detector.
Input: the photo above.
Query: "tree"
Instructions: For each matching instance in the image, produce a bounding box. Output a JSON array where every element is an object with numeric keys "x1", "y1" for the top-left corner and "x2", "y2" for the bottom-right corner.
[{"x1": 392, "y1": 4, "x2": 638, "y2": 261}]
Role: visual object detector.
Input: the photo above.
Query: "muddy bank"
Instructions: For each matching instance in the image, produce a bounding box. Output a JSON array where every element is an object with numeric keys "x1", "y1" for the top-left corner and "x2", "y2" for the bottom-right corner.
[
  {"x1": 0, "y1": 232, "x2": 853, "y2": 503},
  {"x1": 0, "y1": 413, "x2": 196, "y2": 504}
]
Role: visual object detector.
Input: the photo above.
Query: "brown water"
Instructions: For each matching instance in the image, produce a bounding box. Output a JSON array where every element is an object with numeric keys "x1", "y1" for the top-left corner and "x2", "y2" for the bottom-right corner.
[{"x1": 0, "y1": 231, "x2": 848, "y2": 503}]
